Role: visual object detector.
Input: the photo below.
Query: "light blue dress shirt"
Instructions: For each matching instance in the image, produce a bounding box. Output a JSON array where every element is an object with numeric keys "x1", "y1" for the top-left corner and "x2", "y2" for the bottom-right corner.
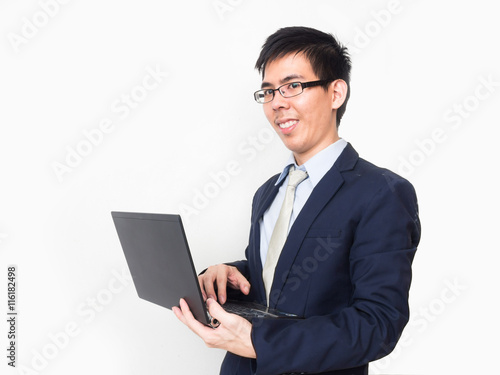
[{"x1": 259, "y1": 138, "x2": 348, "y2": 267}]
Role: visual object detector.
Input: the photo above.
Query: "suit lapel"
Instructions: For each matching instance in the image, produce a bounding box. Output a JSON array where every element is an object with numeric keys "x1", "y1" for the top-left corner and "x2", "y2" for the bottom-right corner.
[
  {"x1": 254, "y1": 177, "x2": 282, "y2": 223},
  {"x1": 269, "y1": 143, "x2": 359, "y2": 308},
  {"x1": 250, "y1": 175, "x2": 283, "y2": 302}
]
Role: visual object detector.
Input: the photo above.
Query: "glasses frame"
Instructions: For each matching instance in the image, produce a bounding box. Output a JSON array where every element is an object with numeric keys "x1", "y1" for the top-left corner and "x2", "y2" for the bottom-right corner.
[{"x1": 253, "y1": 79, "x2": 333, "y2": 104}]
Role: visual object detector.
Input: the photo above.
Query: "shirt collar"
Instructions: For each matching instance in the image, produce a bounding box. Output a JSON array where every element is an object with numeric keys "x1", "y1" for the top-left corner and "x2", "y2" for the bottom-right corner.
[{"x1": 275, "y1": 138, "x2": 348, "y2": 187}]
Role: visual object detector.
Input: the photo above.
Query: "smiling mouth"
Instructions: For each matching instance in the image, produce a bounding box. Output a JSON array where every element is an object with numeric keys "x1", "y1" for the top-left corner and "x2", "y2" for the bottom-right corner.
[{"x1": 278, "y1": 120, "x2": 299, "y2": 129}]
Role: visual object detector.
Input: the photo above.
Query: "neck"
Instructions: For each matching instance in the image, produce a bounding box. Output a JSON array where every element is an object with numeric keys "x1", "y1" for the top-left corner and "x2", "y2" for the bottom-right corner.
[{"x1": 293, "y1": 135, "x2": 340, "y2": 165}]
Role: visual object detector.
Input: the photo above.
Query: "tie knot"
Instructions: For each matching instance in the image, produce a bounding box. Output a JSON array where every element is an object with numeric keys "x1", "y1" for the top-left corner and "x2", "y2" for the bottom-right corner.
[{"x1": 287, "y1": 167, "x2": 308, "y2": 188}]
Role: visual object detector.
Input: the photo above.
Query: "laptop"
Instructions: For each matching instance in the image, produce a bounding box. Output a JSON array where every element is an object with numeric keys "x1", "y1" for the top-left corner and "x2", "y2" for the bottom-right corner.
[{"x1": 111, "y1": 211, "x2": 298, "y2": 328}]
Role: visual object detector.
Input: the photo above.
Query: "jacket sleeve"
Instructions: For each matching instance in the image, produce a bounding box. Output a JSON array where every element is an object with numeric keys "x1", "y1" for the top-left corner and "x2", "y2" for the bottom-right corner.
[{"x1": 251, "y1": 177, "x2": 421, "y2": 375}]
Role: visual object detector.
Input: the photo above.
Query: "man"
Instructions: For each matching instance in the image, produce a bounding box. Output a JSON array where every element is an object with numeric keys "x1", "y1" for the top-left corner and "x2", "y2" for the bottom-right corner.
[{"x1": 173, "y1": 26, "x2": 420, "y2": 375}]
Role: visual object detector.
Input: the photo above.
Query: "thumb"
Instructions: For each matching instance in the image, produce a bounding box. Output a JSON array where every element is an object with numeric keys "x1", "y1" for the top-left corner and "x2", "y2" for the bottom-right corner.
[{"x1": 206, "y1": 297, "x2": 227, "y2": 319}]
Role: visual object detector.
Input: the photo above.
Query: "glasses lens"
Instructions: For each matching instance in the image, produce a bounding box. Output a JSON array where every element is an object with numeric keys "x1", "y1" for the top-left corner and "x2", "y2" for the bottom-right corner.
[
  {"x1": 254, "y1": 91, "x2": 266, "y2": 103},
  {"x1": 280, "y1": 82, "x2": 303, "y2": 98},
  {"x1": 254, "y1": 82, "x2": 306, "y2": 103},
  {"x1": 255, "y1": 89, "x2": 274, "y2": 104}
]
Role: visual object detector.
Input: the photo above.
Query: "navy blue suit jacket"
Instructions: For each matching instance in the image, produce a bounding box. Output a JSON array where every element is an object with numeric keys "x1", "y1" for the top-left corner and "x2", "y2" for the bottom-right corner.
[{"x1": 220, "y1": 143, "x2": 421, "y2": 375}]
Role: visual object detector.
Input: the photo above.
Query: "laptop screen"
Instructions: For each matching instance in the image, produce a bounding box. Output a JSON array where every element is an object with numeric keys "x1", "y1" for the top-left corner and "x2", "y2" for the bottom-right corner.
[{"x1": 111, "y1": 211, "x2": 210, "y2": 325}]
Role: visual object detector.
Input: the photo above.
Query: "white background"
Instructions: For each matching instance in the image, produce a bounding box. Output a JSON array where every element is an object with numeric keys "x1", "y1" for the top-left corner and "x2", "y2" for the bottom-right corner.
[{"x1": 1, "y1": 0, "x2": 499, "y2": 374}]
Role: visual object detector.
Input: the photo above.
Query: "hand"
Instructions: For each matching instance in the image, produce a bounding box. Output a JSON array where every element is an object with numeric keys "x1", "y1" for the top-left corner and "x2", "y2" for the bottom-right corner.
[
  {"x1": 198, "y1": 264, "x2": 251, "y2": 304},
  {"x1": 173, "y1": 297, "x2": 257, "y2": 358}
]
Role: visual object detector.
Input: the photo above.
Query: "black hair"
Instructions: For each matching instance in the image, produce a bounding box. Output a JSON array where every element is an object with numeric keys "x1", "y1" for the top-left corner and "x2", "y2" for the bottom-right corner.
[{"x1": 255, "y1": 26, "x2": 351, "y2": 126}]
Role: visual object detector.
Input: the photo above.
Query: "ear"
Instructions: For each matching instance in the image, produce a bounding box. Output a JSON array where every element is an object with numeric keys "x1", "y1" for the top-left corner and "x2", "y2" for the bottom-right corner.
[{"x1": 330, "y1": 79, "x2": 348, "y2": 110}]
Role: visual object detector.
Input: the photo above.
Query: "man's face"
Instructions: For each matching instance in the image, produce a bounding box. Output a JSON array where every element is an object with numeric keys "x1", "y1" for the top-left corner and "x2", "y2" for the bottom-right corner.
[{"x1": 261, "y1": 53, "x2": 339, "y2": 165}]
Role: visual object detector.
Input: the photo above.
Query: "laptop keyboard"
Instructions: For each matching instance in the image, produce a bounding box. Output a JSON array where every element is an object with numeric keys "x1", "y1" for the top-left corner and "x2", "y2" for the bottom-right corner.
[{"x1": 222, "y1": 301, "x2": 279, "y2": 319}]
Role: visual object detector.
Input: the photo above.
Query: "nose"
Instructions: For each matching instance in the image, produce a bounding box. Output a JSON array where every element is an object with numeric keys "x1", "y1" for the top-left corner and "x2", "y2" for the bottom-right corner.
[{"x1": 270, "y1": 91, "x2": 289, "y2": 111}]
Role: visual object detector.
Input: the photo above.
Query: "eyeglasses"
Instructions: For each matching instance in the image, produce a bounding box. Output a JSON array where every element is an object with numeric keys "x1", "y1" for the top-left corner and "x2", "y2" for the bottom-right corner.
[{"x1": 253, "y1": 80, "x2": 332, "y2": 104}]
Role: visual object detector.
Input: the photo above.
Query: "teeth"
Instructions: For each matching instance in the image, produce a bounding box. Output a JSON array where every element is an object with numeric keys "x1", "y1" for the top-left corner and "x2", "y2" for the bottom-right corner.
[{"x1": 279, "y1": 120, "x2": 298, "y2": 129}]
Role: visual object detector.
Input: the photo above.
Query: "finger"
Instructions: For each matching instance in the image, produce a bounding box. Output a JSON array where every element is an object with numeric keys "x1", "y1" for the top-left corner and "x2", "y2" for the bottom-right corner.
[
  {"x1": 227, "y1": 268, "x2": 251, "y2": 295},
  {"x1": 206, "y1": 297, "x2": 229, "y2": 322},
  {"x1": 172, "y1": 305, "x2": 187, "y2": 325},
  {"x1": 202, "y1": 273, "x2": 217, "y2": 302},
  {"x1": 178, "y1": 298, "x2": 209, "y2": 336},
  {"x1": 179, "y1": 298, "x2": 195, "y2": 321},
  {"x1": 216, "y1": 269, "x2": 228, "y2": 305},
  {"x1": 239, "y1": 280, "x2": 251, "y2": 295}
]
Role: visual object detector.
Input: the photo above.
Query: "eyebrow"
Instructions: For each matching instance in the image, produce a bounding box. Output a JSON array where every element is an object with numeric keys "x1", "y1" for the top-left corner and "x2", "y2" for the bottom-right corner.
[{"x1": 261, "y1": 74, "x2": 305, "y2": 89}]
